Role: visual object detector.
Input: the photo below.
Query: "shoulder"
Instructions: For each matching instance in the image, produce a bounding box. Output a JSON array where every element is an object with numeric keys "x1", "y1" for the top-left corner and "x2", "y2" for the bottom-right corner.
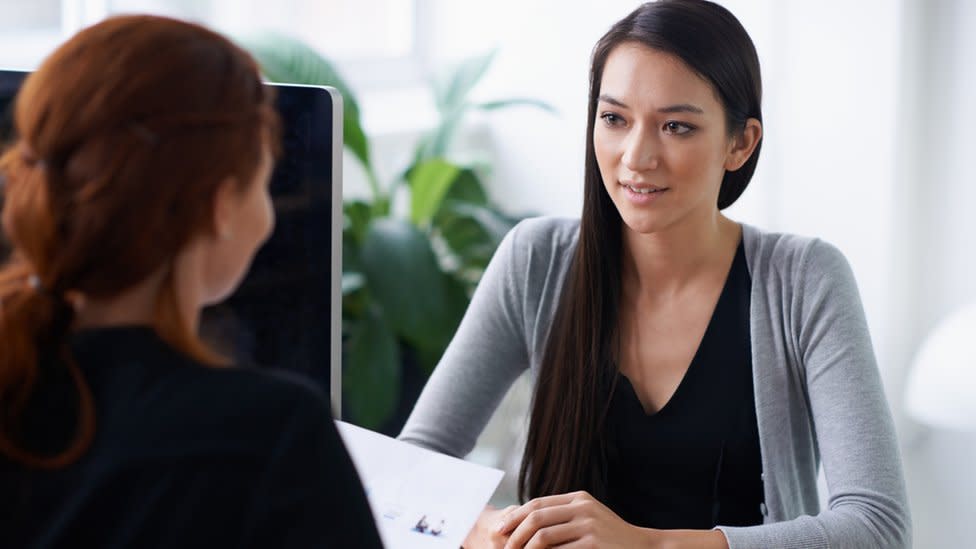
[
  {"x1": 503, "y1": 216, "x2": 579, "y2": 266},
  {"x1": 509, "y1": 216, "x2": 579, "y2": 244},
  {"x1": 742, "y1": 223, "x2": 853, "y2": 283},
  {"x1": 742, "y1": 224, "x2": 863, "y2": 327},
  {"x1": 73, "y1": 328, "x2": 335, "y2": 463},
  {"x1": 138, "y1": 361, "x2": 333, "y2": 456},
  {"x1": 208, "y1": 367, "x2": 329, "y2": 415},
  {"x1": 182, "y1": 365, "x2": 329, "y2": 425},
  {"x1": 505, "y1": 216, "x2": 579, "y2": 254},
  {"x1": 494, "y1": 216, "x2": 579, "y2": 293}
]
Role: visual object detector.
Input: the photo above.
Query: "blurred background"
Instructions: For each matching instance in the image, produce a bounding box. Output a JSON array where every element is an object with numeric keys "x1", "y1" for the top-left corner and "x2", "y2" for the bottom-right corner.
[{"x1": 1, "y1": 0, "x2": 973, "y2": 545}]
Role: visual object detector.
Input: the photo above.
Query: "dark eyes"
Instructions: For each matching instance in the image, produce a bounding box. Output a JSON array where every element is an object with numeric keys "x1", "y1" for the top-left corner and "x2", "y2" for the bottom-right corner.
[
  {"x1": 663, "y1": 121, "x2": 694, "y2": 135},
  {"x1": 599, "y1": 112, "x2": 695, "y2": 135},
  {"x1": 600, "y1": 112, "x2": 625, "y2": 126}
]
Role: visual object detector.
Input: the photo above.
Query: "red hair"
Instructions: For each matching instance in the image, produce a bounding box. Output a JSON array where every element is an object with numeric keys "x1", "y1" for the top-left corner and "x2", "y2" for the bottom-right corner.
[{"x1": 0, "y1": 15, "x2": 280, "y2": 468}]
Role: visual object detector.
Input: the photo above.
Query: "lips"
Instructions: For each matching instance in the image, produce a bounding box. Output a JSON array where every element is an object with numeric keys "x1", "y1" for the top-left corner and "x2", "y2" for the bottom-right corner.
[{"x1": 620, "y1": 181, "x2": 668, "y2": 194}]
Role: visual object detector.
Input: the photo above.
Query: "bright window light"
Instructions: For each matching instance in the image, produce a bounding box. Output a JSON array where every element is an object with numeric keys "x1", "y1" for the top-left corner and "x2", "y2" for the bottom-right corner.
[{"x1": 109, "y1": 0, "x2": 415, "y2": 60}]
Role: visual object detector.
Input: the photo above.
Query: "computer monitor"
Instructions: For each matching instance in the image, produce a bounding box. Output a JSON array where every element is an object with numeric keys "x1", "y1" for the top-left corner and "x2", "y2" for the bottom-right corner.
[{"x1": 0, "y1": 70, "x2": 344, "y2": 415}]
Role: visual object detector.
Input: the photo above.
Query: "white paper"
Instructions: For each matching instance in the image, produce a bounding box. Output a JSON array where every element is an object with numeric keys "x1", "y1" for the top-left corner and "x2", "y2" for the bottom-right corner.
[{"x1": 337, "y1": 421, "x2": 504, "y2": 549}]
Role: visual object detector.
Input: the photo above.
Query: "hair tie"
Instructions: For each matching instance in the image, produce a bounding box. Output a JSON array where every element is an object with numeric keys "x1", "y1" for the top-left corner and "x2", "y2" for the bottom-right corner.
[
  {"x1": 27, "y1": 274, "x2": 42, "y2": 290},
  {"x1": 26, "y1": 274, "x2": 56, "y2": 300},
  {"x1": 19, "y1": 143, "x2": 47, "y2": 170}
]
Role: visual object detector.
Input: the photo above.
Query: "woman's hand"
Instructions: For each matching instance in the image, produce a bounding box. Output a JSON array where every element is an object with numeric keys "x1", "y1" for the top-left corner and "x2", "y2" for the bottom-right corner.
[
  {"x1": 495, "y1": 491, "x2": 653, "y2": 549},
  {"x1": 463, "y1": 504, "x2": 519, "y2": 549}
]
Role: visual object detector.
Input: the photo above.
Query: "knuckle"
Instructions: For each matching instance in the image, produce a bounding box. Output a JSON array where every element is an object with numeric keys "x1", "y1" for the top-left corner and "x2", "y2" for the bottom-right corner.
[{"x1": 575, "y1": 535, "x2": 595, "y2": 549}]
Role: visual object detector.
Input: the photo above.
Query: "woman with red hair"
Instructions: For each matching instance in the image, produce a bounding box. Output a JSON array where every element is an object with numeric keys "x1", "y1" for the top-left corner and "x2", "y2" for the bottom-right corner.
[{"x1": 0, "y1": 15, "x2": 381, "y2": 548}]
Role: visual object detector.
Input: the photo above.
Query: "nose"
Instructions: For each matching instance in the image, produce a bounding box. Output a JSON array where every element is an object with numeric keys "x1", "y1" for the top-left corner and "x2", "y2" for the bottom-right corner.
[{"x1": 620, "y1": 126, "x2": 659, "y2": 172}]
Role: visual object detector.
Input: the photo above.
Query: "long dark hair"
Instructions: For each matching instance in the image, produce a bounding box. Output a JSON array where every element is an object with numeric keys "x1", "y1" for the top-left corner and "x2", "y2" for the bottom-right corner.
[
  {"x1": 519, "y1": 0, "x2": 763, "y2": 501},
  {"x1": 0, "y1": 15, "x2": 280, "y2": 469}
]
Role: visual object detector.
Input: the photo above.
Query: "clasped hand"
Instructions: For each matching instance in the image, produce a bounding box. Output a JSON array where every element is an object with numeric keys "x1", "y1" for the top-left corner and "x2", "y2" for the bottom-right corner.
[{"x1": 463, "y1": 491, "x2": 652, "y2": 549}]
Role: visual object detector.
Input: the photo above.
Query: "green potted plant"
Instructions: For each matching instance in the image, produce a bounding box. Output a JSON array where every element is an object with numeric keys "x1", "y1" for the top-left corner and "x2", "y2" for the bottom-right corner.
[{"x1": 241, "y1": 34, "x2": 552, "y2": 432}]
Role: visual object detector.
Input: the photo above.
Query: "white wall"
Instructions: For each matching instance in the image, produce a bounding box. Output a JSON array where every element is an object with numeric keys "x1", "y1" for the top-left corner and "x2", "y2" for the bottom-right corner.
[{"x1": 901, "y1": 0, "x2": 976, "y2": 545}]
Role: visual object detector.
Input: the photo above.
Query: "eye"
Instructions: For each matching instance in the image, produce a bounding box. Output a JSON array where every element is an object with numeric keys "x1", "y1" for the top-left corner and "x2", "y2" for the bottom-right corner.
[
  {"x1": 663, "y1": 120, "x2": 695, "y2": 135},
  {"x1": 600, "y1": 112, "x2": 626, "y2": 127}
]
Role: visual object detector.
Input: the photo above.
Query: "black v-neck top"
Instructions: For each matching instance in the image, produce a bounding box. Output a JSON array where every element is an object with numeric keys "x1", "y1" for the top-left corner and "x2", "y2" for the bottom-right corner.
[
  {"x1": 0, "y1": 326, "x2": 382, "y2": 549},
  {"x1": 604, "y1": 240, "x2": 764, "y2": 530}
]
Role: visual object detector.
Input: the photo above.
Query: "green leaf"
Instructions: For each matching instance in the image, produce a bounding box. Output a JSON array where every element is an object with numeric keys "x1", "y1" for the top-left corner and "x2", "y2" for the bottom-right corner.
[
  {"x1": 344, "y1": 200, "x2": 372, "y2": 244},
  {"x1": 343, "y1": 308, "x2": 400, "y2": 429},
  {"x1": 441, "y1": 168, "x2": 488, "y2": 206},
  {"x1": 435, "y1": 214, "x2": 495, "y2": 270},
  {"x1": 342, "y1": 290, "x2": 368, "y2": 319},
  {"x1": 408, "y1": 159, "x2": 461, "y2": 227},
  {"x1": 433, "y1": 50, "x2": 498, "y2": 114},
  {"x1": 414, "y1": 274, "x2": 468, "y2": 375},
  {"x1": 238, "y1": 32, "x2": 374, "y2": 177},
  {"x1": 359, "y1": 219, "x2": 457, "y2": 351},
  {"x1": 445, "y1": 202, "x2": 518, "y2": 243},
  {"x1": 342, "y1": 228, "x2": 362, "y2": 276},
  {"x1": 434, "y1": 201, "x2": 519, "y2": 274},
  {"x1": 414, "y1": 346, "x2": 444, "y2": 379},
  {"x1": 476, "y1": 98, "x2": 557, "y2": 114}
]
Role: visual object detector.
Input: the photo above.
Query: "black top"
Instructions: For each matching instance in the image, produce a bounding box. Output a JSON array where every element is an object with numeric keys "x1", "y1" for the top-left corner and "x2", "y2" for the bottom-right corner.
[
  {"x1": 0, "y1": 326, "x2": 383, "y2": 549},
  {"x1": 604, "y1": 240, "x2": 764, "y2": 530}
]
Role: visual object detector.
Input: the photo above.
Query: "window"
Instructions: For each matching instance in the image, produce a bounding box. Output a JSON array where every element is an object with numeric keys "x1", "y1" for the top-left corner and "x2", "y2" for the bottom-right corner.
[
  {"x1": 0, "y1": 0, "x2": 61, "y2": 31},
  {"x1": 0, "y1": 0, "x2": 424, "y2": 89},
  {"x1": 0, "y1": 0, "x2": 63, "y2": 69}
]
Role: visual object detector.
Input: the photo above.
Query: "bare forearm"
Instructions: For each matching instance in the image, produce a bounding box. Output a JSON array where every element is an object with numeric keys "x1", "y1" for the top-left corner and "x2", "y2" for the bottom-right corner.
[{"x1": 644, "y1": 528, "x2": 730, "y2": 549}]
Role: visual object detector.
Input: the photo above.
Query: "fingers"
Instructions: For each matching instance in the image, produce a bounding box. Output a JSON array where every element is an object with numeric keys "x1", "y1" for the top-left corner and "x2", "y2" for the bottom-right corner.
[
  {"x1": 497, "y1": 492, "x2": 589, "y2": 535},
  {"x1": 522, "y1": 522, "x2": 585, "y2": 549},
  {"x1": 465, "y1": 505, "x2": 521, "y2": 549},
  {"x1": 503, "y1": 503, "x2": 579, "y2": 549}
]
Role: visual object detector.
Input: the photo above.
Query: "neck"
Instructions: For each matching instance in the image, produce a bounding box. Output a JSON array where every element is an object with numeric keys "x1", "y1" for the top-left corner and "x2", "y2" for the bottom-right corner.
[
  {"x1": 620, "y1": 209, "x2": 740, "y2": 298},
  {"x1": 71, "y1": 267, "x2": 199, "y2": 333}
]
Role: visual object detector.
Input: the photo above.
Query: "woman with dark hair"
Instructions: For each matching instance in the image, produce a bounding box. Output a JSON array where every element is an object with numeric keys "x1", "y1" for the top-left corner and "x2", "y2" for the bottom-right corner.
[
  {"x1": 0, "y1": 15, "x2": 381, "y2": 548},
  {"x1": 400, "y1": 1, "x2": 910, "y2": 547}
]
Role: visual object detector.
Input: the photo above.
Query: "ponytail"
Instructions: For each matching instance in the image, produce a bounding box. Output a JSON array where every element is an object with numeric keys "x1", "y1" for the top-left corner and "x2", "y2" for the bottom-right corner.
[{"x1": 0, "y1": 260, "x2": 94, "y2": 469}]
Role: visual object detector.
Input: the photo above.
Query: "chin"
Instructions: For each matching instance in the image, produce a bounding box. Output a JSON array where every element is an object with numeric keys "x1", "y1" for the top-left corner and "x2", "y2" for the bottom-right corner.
[
  {"x1": 202, "y1": 278, "x2": 241, "y2": 307},
  {"x1": 620, "y1": 212, "x2": 670, "y2": 235},
  {"x1": 214, "y1": 283, "x2": 243, "y2": 305}
]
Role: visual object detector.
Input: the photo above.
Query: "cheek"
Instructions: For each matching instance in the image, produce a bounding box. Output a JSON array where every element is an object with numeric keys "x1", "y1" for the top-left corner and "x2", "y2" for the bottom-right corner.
[
  {"x1": 197, "y1": 237, "x2": 242, "y2": 304},
  {"x1": 669, "y1": 137, "x2": 728, "y2": 182},
  {"x1": 203, "y1": 190, "x2": 273, "y2": 304},
  {"x1": 593, "y1": 127, "x2": 620, "y2": 180},
  {"x1": 255, "y1": 190, "x2": 274, "y2": 243}
]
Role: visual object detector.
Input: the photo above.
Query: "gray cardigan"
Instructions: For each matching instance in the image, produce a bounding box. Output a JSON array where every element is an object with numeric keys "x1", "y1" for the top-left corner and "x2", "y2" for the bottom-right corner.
[{"x1": 399, "y1": 217, "x2": 911, "y2": 548}]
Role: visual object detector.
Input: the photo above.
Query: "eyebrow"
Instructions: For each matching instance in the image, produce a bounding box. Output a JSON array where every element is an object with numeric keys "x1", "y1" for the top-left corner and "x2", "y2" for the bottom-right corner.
[{"x1": 597, "y1": 94, "x2": 704, "y2": 114}]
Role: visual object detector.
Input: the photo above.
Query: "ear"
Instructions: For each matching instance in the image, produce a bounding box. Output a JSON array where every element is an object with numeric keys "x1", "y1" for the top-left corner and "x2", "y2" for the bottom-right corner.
[
  {"x1": 724, "y1": 118, "x2": 763, "y2": 171},
  {"x1": 211, "y1": 176, "x2": 239, "y2": 240}
]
